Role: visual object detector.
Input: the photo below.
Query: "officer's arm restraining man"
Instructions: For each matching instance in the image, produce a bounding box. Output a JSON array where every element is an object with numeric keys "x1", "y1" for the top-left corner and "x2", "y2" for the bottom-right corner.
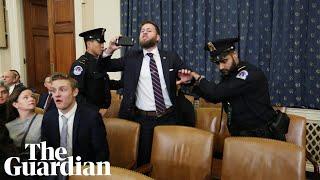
[
  {"x1": 178, "y1": 38, "x2": 289, "y2": 141},
  {"x1": 69, "y1": 28, "x2": 122, "y2": 116}
]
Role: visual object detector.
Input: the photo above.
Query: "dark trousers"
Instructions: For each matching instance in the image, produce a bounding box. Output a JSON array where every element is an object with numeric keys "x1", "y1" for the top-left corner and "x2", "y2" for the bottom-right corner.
[{"x1": 134, "y1": 110, "x2": 177, "y2": 166}]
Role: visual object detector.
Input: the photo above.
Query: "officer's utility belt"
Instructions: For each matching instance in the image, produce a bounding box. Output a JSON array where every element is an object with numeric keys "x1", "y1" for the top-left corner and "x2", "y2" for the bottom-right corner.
[
  {"x1": 239, "y1": 96, "x2": 290, "y2": 141},
  {"x1": 233, "y1": 111, "x2": 289, "y2": 142},
  {"x1": 237, "y1": 125, "x2": 270, "y2": 137}
]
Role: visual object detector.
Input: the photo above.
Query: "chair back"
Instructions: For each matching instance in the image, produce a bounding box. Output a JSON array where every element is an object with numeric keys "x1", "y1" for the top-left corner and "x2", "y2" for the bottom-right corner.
[
  {"x1": 286, "y1": 114, "x2": 306, "y2": 148},
  {"x1": 104, "y1": 90, "x2": 122, "y2": 118},
  {"x1": 195, "y1": 107, "x2": 230, "y2": 153},
  {"x1": 221, "y1": 137, "x2": 305, "y2": 180},
  {"x1": 198, "y1": 98, "x2": 221, "y2": 108},
  {"x1": 195, "y1": 107, "x2": 222, "y2": 132},
  {"x1": 69, "y1": 166, "x2": 153, "y2": 180},
  {"x1": 150, "y1": 126, "x2": 213, "y2": 180},
  {"x1": 273, "y1": 106, "x2": 287, "y2": 112},
  {"x1": 103, "y1": 118, "x2": 140, "y2": 169}
]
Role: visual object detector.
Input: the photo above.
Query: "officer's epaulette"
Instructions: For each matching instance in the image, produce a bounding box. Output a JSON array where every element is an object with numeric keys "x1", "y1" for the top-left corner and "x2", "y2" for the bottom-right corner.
[
  {"x1": 237, "y1": 66, "x2": 246, "y2": 72},
  {"x1": 77, "y1": 58, "x2": 86, "y2": 65}
]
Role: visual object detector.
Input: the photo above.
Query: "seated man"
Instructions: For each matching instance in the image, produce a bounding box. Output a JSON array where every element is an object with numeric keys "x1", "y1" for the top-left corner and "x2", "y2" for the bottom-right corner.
[
  {"x1": 2, "y1": 70, "x2": 24, "y2": 96},
  {"x1": 37, "y1": 76, "x2": 56, "y2": 112},
  {"x1": 41, "y1": 73, "x2": 109, "y2": 163}
]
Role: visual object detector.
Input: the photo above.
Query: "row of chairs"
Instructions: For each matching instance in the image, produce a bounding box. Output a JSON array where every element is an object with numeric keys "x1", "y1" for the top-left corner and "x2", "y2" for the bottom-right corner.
[
  {"x1": 102, "y1": 95, "x2": 319, "y2": 179},
  {"x1": 100, "y1": 119, "x2": 310, "y2": 180},
  {"x1": 196, "y1": 107, "x2": 320, "y2": 179},
  {"x1": 69, "y1": 166, "x2": 153, "y2": 180},
  {"x1": 34, "y1": 91, "x2": 319, "y2": 179}
]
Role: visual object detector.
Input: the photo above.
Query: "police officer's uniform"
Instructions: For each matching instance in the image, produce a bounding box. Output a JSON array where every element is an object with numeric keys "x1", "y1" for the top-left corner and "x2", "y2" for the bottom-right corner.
[
  {"x1": 191, "y1": 38, "x2": 282, "y2": 139},
  {"x1": 69, "y1": 28, "x2": 113, "y2": 110}
]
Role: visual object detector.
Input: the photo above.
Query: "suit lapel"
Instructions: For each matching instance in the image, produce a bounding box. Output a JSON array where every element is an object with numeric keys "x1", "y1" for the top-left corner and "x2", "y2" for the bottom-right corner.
[
  {"x1": 134, "y1": 51, "x2": 144, "y2": 85},
  {"x1": 53, "y1": 111, "x2": 60, "y2": 148},
  {"x1": 160, "y1": 51, "x2": 170, "y2": 92},
  {"x1": 72, "y1": 106, "x2": 80, "y2": 150}
]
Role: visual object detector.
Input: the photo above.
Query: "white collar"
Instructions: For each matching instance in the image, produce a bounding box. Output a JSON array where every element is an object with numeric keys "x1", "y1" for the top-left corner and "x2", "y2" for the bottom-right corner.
[
  {"x1": 143, "y1": 47, "x2": 160, "y2": 57},
  {"x1": 58, "y1": 102, "x2": 77, "y2": 119}
]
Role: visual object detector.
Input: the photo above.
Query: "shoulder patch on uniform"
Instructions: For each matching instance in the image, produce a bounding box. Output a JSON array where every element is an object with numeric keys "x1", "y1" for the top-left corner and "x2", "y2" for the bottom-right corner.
[
  {"x1": 236, "y1": 70, "x2": 248, "y2": 80},
  {"x1": 73, "y1": 65, "x2": 83, "y2": 75}
]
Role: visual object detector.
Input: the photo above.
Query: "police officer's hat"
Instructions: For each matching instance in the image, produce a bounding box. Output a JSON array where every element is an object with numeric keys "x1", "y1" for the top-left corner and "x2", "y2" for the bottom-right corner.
[
  {"x1": 204, "y1": 37, "x2": 239, "y2": 63},
  {"x1": 79, "y1": 28, "x2": 106, "y2": 43}
]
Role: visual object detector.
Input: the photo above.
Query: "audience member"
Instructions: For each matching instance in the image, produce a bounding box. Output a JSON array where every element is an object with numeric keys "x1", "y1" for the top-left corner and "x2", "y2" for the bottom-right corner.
[
  {"x1": 0, "y1": 124, "x2": 20, "y2": 180},
  {"x1": 5, "y1": 87, "x2": 43, "y2": 149},
  {"x1": 37, "y1": 76, "x2": 56, "y2": 112},
  {"x1": 2, "y1": 70, "x2": 25, "y2": 96},
  {"x1": 41, "y1": 73, "x2": 109, "y2": 163},
  {"x1": 0, "y1": 82, "x2": 9, "y2": 123}
]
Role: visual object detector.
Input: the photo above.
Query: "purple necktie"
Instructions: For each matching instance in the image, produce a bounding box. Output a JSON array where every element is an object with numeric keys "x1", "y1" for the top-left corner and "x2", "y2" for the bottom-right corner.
[{"x1": 147, "y1": 53, "x2": 166, "y2": 114}]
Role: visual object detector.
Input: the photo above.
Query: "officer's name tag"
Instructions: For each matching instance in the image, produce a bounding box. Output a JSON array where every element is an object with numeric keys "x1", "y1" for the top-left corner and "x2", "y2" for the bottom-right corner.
[
  {"x1": 73, "y1": 66, "x2": 83, "y2": 75},
  {"x1": 236, "y1": 70, "x2": 248, "y2": 80}
]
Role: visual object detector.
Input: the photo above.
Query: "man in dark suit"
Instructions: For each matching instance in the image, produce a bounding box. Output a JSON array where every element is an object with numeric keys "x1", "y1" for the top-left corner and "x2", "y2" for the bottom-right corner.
[
  {"x1": 104, "y1": 20, "x2": 191, "y2": 165},
  {"x1": 37, "y1": 76, "x2": 56, "y2": 112},
  {"x1": 41, "y1": 73, "x2": 109, "y2": 164}
]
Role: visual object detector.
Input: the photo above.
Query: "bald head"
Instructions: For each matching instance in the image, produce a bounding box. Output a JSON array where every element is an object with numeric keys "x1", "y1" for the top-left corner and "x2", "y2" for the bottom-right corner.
[{"x1": 3, "y1": 71, "x2": 18, "y2": 86}]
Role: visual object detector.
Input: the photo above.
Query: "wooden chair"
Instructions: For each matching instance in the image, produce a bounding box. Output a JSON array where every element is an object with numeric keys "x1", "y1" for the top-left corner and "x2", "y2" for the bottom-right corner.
[
  {"x1": 273, "y1": 105, "x2": 287, "y2": 113},
  {"x1": 286, "y1": 114, "x2": 319, "y2": 179},
  {"x1": 198, "y1": 98, "x2": 222, "y2": 108},
  {"x1": 137, "y1": 126, "x2": 214, "y2": 180},
  {"x1": 195, "y1": 108, "x2": 319, "y2": 179},
  {"x1": 69, "y1": 166, "x2": 153, "y2": 180},
  {"x1": 195, "y1": 107, "x2": 230, "y2": 178},
  {"x1": 104, "y1": 90, "x2": 122, "y2": 118},
  {"x1": 103, "y1": 118, "x2": 140, "y2": 169},
  {"x1": 221, "y1": 137, "x2": 305, "y2": 180}
]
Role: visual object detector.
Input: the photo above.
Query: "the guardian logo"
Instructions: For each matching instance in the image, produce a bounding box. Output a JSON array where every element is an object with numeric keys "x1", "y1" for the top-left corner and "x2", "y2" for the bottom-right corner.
[{"x1": 4, "y1": 142, "x2": 111, "y2": 176}]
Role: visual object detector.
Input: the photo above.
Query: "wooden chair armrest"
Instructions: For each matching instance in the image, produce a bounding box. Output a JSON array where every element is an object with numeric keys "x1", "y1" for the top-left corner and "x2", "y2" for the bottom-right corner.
[
  {"x1": 306, "y1": 151, "x2": 320, "y2": 180},
  {"x1": 135, "y1": 163, "x2": 153, "y2": 175}
]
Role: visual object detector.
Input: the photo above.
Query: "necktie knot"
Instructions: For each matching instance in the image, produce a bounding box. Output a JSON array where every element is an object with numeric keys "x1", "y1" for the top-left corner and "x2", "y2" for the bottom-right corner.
[
  {"x1": 147, "y1": 53, "x2": 153, "y2": 58},
  {"x1": 61, "y1": 115, "x2": 68, "y2": 123}
]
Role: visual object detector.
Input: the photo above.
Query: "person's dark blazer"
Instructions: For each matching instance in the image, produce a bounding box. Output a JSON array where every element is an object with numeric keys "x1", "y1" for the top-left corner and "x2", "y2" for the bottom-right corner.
[
  {"x1": 106, "y1": 50, "x2": 185, "y2": 120},
  {"x1": 10, "y1": 83, "x2": 25, "y2": 96},
  {"x1": 41, "y1": 104, "x2": 109, "y2": 162},
  {"x1": 37, "y1": 92, "x2": 56, "y2": 111}
]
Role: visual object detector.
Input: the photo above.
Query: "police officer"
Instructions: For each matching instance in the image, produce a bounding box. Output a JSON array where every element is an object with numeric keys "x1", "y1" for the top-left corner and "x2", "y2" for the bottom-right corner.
[
  {"x1": 178, "y1": 38, "x2": 287, "y2": 140},
  {"x1": 70, "y1": 28, "x2": 121, "y2": 116}
]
